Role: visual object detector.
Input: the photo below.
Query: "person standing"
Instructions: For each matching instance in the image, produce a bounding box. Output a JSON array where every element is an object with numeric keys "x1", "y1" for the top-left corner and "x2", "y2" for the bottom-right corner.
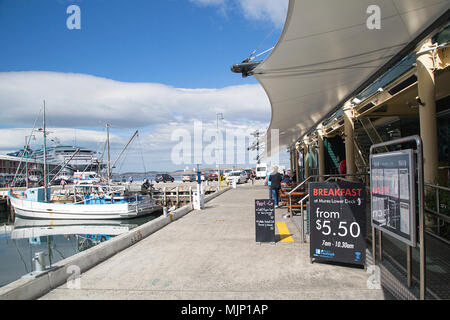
[
  {"x1": 338, "y1": 156, "x2": 347, "y2": 175},
  {"x1": 265, "y1": 171, "x2": 272, "y2": 198},
  {"x1": 269, "y1": 166, "x2": 283, "y2": 208}
]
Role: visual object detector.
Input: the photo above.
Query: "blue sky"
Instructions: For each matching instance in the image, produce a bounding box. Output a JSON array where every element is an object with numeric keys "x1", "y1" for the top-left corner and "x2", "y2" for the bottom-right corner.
[
  {"x1": 0, "y1": 0, "x2": 289, "y2": 172},
  {"x1": 0, "y1": 0, "x2": 282, "y2": 87}
]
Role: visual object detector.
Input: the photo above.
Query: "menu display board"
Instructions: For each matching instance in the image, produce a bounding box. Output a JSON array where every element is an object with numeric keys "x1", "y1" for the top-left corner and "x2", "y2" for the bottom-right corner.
[
  {"x1": 370, "y1": 149, "x2": 416, "y2": 246},
  {"x1": 309, "y1": 181, "x2": 367, "y2": 266},
  {"x1": 255, "y1": 199, "x2": 276, "y2": 243}
]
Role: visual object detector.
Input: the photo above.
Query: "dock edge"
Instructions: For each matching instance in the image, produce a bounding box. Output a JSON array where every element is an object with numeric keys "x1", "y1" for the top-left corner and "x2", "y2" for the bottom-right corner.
[{"x1": 0, "y1": 187, "x2": 231, "y2": 300}]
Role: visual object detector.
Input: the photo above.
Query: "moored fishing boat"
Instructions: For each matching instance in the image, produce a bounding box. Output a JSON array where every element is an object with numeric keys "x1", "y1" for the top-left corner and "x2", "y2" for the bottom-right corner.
[
  {"x1": 7, "y1": 103, "x2": 158, "y2": 220},
  {"x1": 8, "y1": 185, "x2": 159, "y2": 220}
]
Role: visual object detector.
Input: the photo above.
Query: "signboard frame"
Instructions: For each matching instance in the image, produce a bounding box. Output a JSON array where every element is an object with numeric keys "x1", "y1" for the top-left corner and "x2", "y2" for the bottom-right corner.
[
  {"x1": 370, "y1": 135, "x2": 425, "y2": 300},
  {"x1": 255, "y1": 199, "x2": 276, "y2": 243},
  {"x1": 370, "y1": 149, "x2": 417, "y2": 247},
  {"x1": 309, "y1": 180, "x2": 367, "y2": 266}
]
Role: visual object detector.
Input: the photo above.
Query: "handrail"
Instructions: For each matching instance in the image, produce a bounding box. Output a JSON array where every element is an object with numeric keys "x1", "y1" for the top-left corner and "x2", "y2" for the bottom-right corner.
[
  {"x1": 425, "y1": 208, "x2": 450, "y2": 223},
  {"x1": 424, "y1": 182, "x2": 449, "y2": 242},
  {"x1": 288, "y1": 176, "x2": 311, "y2": 214},
  {"x1": 288, "y1": 176, "x2": 312, "y2": 195},
  {"x1": 288, "y1": 173, "x2": 369, "y2": 196},
  {"x1": 299, "y1": 194, "x2": 310, "y2": 243},
  {"x1": 424, "y1": 183, "x2": 450, "y2": 192},
  {"x1": 288, "y1": 173, "x2": 369, "y2": 213}
]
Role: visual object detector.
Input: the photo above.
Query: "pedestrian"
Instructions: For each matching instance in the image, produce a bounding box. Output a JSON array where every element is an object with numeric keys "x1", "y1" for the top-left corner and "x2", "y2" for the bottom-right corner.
[
  {"x1": 289, "y1": 170, "x2": 295, "y2": 181},
  {"x1": 269, "y1": 165, "x2": 283, "y2": 208},
  {"x1": 265, "y1": 171, "x2": 272, "y2": 198},
  {"x1": 282, "y1": 174, "x2": 291, "y2": 184},
  {"x1": 338, "y1": 156, "x2": 347, "y2": 175},
  {"x1": 60, "y1": 178, "x2": 66, "y2": 189},
  {"x1": 141, "y1": 178, "x2": 151, "y2": 193}
]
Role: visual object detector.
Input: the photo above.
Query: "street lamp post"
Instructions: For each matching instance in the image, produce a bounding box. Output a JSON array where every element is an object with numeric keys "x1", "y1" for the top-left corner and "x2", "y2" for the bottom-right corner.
[{"x1": 216, "y1": 113, "x2": 224, "y2": 190}]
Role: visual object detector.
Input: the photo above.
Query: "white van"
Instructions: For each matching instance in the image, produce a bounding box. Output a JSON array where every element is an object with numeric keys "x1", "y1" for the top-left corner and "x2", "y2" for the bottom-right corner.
[
  {"x1": 255, "y1": 163, "x2": 267, "y2": 179},
  {"x1": 73, "y1": 171, "x2": 101, "y2": 185}
]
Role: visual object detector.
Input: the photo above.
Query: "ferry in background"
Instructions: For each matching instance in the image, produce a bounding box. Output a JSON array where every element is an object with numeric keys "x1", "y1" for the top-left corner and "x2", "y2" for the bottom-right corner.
[{"x1": 29, "y1": 145, "x2": 105, "y2": 173}]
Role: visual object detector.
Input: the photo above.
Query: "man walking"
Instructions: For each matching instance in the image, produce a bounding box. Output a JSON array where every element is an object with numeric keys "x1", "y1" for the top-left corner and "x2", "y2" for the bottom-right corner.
[{"x1": 269, "y1": 165, "x2": 283, "y2": 208}]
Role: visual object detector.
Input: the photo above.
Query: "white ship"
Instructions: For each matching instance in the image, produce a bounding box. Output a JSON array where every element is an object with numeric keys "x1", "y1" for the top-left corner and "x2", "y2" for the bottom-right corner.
[{"x1": 31, "y1": 145, "x2": 105, "y2": 172}]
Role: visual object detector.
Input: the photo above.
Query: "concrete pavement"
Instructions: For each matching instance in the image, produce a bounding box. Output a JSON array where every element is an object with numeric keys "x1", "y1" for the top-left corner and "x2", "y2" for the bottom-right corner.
[{"x1": 41, "y1": 182, "x2": 385, "y2": 300}]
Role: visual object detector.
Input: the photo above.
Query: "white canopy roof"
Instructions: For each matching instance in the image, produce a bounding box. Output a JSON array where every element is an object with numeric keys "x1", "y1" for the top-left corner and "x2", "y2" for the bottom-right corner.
[{"x1": 254, "y1": 0, "x2": 450, "y2": 156}]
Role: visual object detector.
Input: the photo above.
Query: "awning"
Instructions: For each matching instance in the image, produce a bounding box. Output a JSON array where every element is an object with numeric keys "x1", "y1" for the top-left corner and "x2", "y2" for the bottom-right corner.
[{"x1": 254, "y1": 0, "x2": 450, "y2": 157}]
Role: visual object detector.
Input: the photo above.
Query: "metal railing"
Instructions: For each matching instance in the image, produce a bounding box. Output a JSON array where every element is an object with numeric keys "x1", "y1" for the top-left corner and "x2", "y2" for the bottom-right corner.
[
  {"x1": 424, "y1": 183, "x2": 450, "y2": 246},
  {"x1": 288, "y1": 173, "x2": 370, "y2": 243},
  {"x1": 299, "y1": 194, "x2": 309, "y2": 243},
  {"x1": 288, "y1": 176, "x2": 311, "y2": 213}
]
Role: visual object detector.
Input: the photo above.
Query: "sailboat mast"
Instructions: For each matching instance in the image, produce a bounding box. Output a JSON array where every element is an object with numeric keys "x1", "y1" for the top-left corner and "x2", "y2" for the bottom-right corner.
[
  {"x1": 43, "y1": 100, "x2": 48, "y2": 202},
  {"x1": 106, "y1": 123, "x2": 111, "y2": 185}
]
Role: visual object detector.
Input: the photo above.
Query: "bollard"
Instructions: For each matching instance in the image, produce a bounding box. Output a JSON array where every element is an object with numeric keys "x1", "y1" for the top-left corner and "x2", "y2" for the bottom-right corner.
[
  {"x1": 33, "y1": 252, "x2": 46, "y2": 272},
  {"x1": 163, "y1": 187, "x2": 167, "y2": 206}
]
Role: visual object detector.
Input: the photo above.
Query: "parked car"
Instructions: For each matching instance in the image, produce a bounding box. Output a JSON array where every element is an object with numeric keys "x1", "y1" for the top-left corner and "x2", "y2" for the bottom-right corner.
[
  {"x1": 223, "y1": 169, "x2": 232, "y2": 179},
  {"x1": 51, "y1": 177, "x2": 74, "y2": 186},
  {"x1": 73, "y1": 171, "x2": 101, "y2": 185},
  {"x1": 181, "y1": 174, "x2": 196, "y2": 182},
  {"x1": 155, "y1": 174, "x2": 175, "y2": 183},
  {"x1": 243, "y1": 169, "x2": 254, "y2": 180},
  {"x1": 226, "y1": 170, "x2": 248, "y2": 184},
  {"x1": 207, "y1": 172, "x2": 219, "y2": 181}
]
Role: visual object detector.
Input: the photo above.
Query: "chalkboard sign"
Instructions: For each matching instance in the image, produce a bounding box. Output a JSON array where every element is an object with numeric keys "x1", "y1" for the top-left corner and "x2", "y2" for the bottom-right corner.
[
  {"x1": 255, "y1": 199, "x2": 276, "y2": 243},
  {"x1": 370, "y1": 149, "x2": 416, "y2": 247},
  {"x1": 309, "y1": 181, "x2": 367, "y2": 266}
]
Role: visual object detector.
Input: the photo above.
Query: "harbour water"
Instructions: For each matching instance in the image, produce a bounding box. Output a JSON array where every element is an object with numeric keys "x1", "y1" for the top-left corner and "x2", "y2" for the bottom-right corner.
[{"x1": 0, "y1": 208, "x2": 162, "y2": 287}]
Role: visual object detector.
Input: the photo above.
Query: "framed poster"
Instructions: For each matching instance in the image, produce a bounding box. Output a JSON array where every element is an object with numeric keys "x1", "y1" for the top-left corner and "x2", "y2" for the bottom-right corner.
[{"x1": 370, "y1": 149, "x2": 416, "y2": 247}]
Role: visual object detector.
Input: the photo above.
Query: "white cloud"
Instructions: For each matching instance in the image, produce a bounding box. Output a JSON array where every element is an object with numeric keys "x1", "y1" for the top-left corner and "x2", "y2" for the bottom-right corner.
[
  {"x1": 0, "y1": 71, "x2": 270, "y2": 128},
  {"x1": 189, "y1": 0, "x2": 289, "y2": 28},
  {"x1": 0, "y1": 71, "x2": 272, "y2": 171},
  {"x1": 238, "y1": 0, "x2": 288, "y2": 28}
]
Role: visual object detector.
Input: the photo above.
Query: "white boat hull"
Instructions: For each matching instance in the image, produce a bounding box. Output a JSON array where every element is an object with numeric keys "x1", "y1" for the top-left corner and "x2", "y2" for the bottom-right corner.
[{"x1": 9, "y1": 195, "x2": 161, "y2": 220}]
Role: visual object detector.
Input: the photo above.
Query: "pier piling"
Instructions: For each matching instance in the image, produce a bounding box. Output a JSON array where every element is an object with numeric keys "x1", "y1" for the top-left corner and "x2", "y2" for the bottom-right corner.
[{"x1": 8, "y1": 198, "x2": 14, "y2": 222}]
